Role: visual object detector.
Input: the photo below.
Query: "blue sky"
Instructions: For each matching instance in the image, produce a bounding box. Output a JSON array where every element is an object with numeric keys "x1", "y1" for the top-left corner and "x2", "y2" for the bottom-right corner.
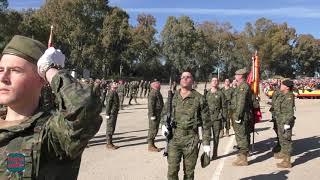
[{"x1": 8, "y1": 0, "x2": 320, "y2": 38}]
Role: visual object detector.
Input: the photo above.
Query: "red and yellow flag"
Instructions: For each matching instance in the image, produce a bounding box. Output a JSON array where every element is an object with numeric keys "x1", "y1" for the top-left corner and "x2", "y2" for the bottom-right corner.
[{"x1": 247, "y1": 51, "x2": 262, "y2": 123}]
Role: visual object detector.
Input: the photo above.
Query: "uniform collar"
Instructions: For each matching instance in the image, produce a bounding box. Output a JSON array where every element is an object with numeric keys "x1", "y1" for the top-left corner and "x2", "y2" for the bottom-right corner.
[{"x1": 0, "y1": 107, "x2": 45, "y2": 132}]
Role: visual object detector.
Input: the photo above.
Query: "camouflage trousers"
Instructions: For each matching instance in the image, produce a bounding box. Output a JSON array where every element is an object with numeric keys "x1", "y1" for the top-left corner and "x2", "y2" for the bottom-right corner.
[
  {"x1": 106, "y1": 113, "x2": 118, "y2": 139},
  {"x1": 167, "y1": 130, "x2": 199, "y2": 180},
  {"x1": 129, "y1": 93, "x2": 138, "y2": 104},
  {"x1": 233, "y1": 119, "x2": 250, "y2": 154},
  {"x1": 222, "y1": 110, "x2": 233, "y2": 131},
  {"x1": 211, "y1": 120, "x2": 222, "y2": 155},
  {"x1": 276, "y1": 121, "x2": 293, "y2": 156},
  {"x1": 147, "y1": 115, "x2": 161, "y2": 144},
  {"x1": 272, "y1": 119, "x2": 281, "y2": 153},
  {"x1": 139, "y1": 88, "x2": 144, "y2": 97},
  {"x1": 119, "y1": 94, "x2": 125, "y2": 109},
  {"x1": 144, "y1": 88, "x2": 148, "y2": 97}
]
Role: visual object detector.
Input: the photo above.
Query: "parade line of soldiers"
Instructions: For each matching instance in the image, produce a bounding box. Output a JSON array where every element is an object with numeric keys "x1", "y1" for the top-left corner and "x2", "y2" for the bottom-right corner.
[{"x1": 0, "y1": 35, "x2": 296, "y2": 180}]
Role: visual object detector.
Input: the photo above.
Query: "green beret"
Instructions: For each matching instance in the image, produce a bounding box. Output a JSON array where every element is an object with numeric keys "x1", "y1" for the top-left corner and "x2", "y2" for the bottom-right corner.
[
  {"x1": 282, "y1": 79, "x2": 294, "y2": 89},
  {"x1": 2, "y1": 35, "x2": 46, "y2": 64},
  {"x1": 235, "y1": 68, "x2": 247, "y2": 75}
]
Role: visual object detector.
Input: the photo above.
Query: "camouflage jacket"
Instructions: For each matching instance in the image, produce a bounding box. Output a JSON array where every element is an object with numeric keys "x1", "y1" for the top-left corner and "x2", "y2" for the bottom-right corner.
[
  {"x1": 105, "y1": 91, "x2": 120, "y2": 115},
  {"x1": 161, "y1": 89, "x2": 211, "y2": 145},
  {"x1": 148, "y1": 89, "x2": 164, "y2": 118},
  {"x1": 0, "y1": 71, "x2": 102, "y2": 180},
  {"x1": 221, "y1": 87, "x2": 234, "y2": 110},
  {"x1": 270, "y1": 89, "x2": 281, "y2": 113},
  {"x1": 117, "y1": 84, "x2": 125, "y2": 95},
  {"x1": 206, "y1": 89, "x2": 227, "y2": 121},
  {"x1": 273, "y1": 91, "x2": 295, "y2": 125},
  {"x1": 231, "y1": 82, "x2": 253, "y2": 121}
]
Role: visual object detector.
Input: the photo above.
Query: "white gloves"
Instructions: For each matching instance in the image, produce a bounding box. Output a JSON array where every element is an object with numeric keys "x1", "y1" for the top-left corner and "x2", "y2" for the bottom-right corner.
[
  {"x1": 106, "y1": 115, "x2": 110, "y2": 120},
  {"x1": 37, "y1": 47, "x2": 65, "y2": 79},
  {"x1": 150, "y1": 116, "x2": 156, "y2": 121},
  {"x1": 284, "y1": 124, "x2": 290, "y2": 130},
  {"x1": 203, "y1": 145, "x2": 211, "y2": 156},
  {"x1": 161, "y1": 125, "x2": 168, "y2": 137},
  {"x1": 235, "y1": 119, "x2": 242, "y2": 124}
]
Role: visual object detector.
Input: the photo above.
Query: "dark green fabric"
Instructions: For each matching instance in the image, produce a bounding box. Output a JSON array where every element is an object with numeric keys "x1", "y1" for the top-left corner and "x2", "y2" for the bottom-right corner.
[
  {"x1": 0, "y1": 71, "x2": 102, "y2": 180},
  {"x1": 2, "y1": 35, "x2": 46, "y2": 64}
]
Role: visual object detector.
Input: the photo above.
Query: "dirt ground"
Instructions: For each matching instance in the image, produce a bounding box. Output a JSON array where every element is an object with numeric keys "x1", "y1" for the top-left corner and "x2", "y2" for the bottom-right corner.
[{"x1": 78, "y1": 83, "x2": 320, "y2": 180}]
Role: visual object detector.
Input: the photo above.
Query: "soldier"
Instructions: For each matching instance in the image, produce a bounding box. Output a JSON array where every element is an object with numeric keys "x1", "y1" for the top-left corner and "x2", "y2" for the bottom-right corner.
[
  {"x1": 105, "y1": 82, "x2": 120, "y2": 150},
  {"x1": 117, "y1": 80, "x2": 126, "y2": 110},
  {"x1": 144, "y1": 80, "x2": 149, "y2": 97},
  {"x1": 125, "y1": 81, "x2": 130, "y2": 97},
  {"x1": 221, "y1": 78, "x2": 234, "y2": 137},
  {"x1": 0, "y1": 35, "x2": 102, "y2": 179},
  {"x1": 269, "y1": 81, "x2": 282, "y2": 155},
  {"x1": 206, "y1": 76, "x2": 226, "y2": 159},
  {"x1": 128, "y1": 81, "x2": 138, "y2": 105},
  {"x1": 272, "y1": 80, "x2": 295, "y2": 168},
  {"x1": 139, "y1": 80, "x2": 145, "y2": 98},
  {"x1": 147, "y1": 81, "x2": 164, "y2": 152},
  {"x1": 161, "y1": 72, "x2": 211, "y2": 180},
  {"x1": 231, "y1": 68, "x2": 252, "y2": 166}
]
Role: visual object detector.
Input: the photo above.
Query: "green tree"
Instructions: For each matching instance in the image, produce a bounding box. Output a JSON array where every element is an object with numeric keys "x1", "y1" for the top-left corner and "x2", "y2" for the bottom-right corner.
[
  {"x1": 161, "y1": 16, "x2": 207, "y2": 79},
  {"x1": 294, "y1": 34, "x2": 320, "y2": 76}
]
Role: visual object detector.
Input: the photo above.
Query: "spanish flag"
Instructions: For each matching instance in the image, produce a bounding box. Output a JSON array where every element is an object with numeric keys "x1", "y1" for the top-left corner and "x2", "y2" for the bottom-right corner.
[{"x1": 247, "y1": 51, "x2": 262, "y2": 123}]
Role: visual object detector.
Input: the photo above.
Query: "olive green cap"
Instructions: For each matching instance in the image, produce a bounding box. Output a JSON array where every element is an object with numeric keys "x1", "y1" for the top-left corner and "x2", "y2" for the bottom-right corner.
[
  {"x1": 200, "y1": 152, "x2": 210, "y2": 168},
  {"x1": 235, "y1": 68, "x2": 247, "y2": 75},
  {"x1": 2, "y1": 35, "x2": 46, "y2": 64}
]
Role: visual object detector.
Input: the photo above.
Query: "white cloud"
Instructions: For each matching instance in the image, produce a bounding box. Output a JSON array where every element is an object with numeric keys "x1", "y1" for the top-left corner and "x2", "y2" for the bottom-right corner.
[{"x1": 124, "y1": 7, "x2": 320, "y2": 18}]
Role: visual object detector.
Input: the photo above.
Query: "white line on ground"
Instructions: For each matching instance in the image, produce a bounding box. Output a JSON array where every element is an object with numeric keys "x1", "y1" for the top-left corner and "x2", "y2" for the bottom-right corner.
[{"x1": 211, "y1": 136, "x2": 235, "y2": 180}]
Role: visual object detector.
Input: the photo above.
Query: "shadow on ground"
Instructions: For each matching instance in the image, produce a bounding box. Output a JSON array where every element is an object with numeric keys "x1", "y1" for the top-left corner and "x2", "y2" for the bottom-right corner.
[{"x1": 240, "y1": 170, "x2": 290, "y2": 180}]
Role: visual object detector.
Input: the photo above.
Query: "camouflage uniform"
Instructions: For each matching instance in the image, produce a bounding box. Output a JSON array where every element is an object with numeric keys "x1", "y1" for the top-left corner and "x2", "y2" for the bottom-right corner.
[
  {"x1": 105, "y1": 90, "x2": 120, "y2": 148},
  {"x1": 273, "y1": 91, "x2": 295, "y2": 165},
  {"x1": 0, "y1": 71, "x2": 102, "y2": 179},
  {"x1": 117, "y1": 84, "x2": 126, "y2": 110},
  {"x1": 221, "y1": 87, "x2": 234, "y2": 135},
  {"x1": 144, "y1": 81, "x2": 149, "y2": 97},
  {"x1": 161, "y1": 89, "x2": 211, "y2": 180},
  {"x1": 206, "y1": 89, "x2": 226, "y2": 158},
  {"x1": 270, "y1": 89, "x2": 281, "y2": 153},
  {"x1": 147, "y1": 89, "x2": 164, "y2": 150},
  {"x1": 128, "y1": 82, "x2": 138, "y2": 105},
  {"x1": 125, "y1": 82, "x2": 130, "y2": 97},
  {"x1": 231, "y1": 81, "x2": 252, "y2": 164},
  {"x1": 40, "y1": 84, "x2": 56, "y2": 111},
  {"x1": 139, "y1": 80, "x2": 145, "y2": 98}
]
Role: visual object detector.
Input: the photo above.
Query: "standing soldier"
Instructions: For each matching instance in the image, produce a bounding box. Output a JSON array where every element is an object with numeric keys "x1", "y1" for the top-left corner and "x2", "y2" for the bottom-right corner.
[
  {"x1": 117, "y1": 80, "x2": 126, "y2": 110},
  {"x1": 128, "y1": 81, "x2": 138, "y2": 105},
  {"x1": 105, "y1": 83, "x2": 120, "y2": 150},
  {"x1": 273, "y1": 80, "x2": 295, "y2": 168},
  {"x1": 147, "y1": 81, "x2": 164, "y2": 152},
  {"x1": 144, "y1": 80, "x2": 149, "y2": 97},
  {"x1": 206, "y1": 76, "x2": 226, "y2": 159},
  {"x1": 161, "y1": 72, "x2": 211, "y2": 180},
  {"x1": 221, "y1": 79, "x2": 234, "y2": 137},
  {"x1": 269, "y1": 80, "x2": 282, "y2": 155},
  {"x1": 147, "y1": 81, "x2": 151, "y2": 96},
  {"x1": 0, "y1": 36, "x2": 102, "y2": 179},
  {"x1": 125, "y1": 81, "x2": 130, "y2": 97},
  {"x1": 231, "y1": 68, "x2": 252, "y2": 166},
  {"x1": 139, "y1": 80, "x2": 145, "y2": 98}
]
